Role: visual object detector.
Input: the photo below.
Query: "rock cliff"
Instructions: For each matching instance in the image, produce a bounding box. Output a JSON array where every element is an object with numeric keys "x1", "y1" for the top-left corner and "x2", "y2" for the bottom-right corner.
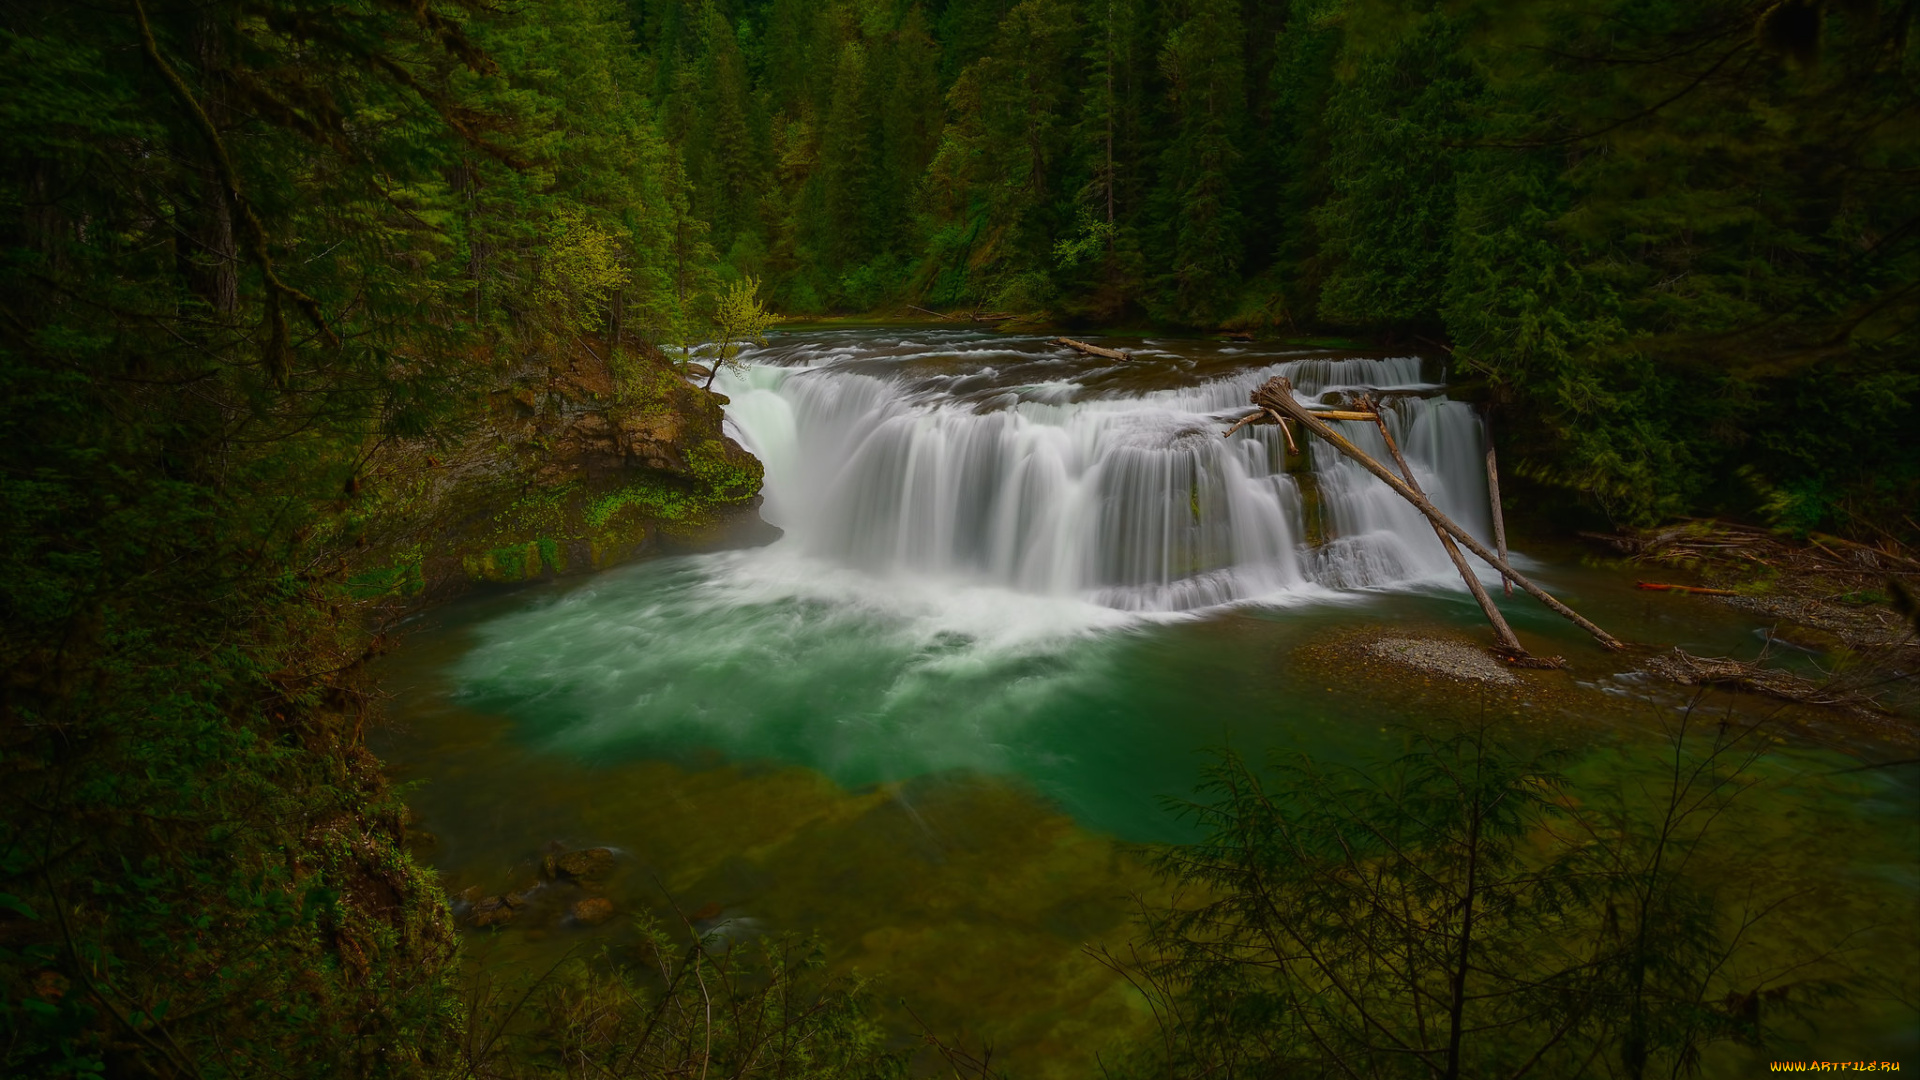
[{"x1": 347, "y1": 342, "x2": 773, "y2": 605}]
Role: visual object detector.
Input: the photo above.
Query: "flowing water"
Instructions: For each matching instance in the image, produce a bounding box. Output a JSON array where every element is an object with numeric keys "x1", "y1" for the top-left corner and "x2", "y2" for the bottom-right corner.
[{"x1": 375, "y1": 329, "x2": 1919, "y2": 1073}]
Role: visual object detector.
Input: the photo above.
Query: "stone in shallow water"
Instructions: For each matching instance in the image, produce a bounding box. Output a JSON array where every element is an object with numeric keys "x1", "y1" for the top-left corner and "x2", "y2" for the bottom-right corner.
[
  {"x1": 469, "y1": 896, "x2": 517, "y2": 927},
  {"x1": 1367, "y1": 637, "x2": 1519, "y2": 686},
  {"x1": 569, "y1": 897, "x2": 615, "y2": 926},
  {"x1": 553, "y1": 847, "x2": 616, "y2": 881}
]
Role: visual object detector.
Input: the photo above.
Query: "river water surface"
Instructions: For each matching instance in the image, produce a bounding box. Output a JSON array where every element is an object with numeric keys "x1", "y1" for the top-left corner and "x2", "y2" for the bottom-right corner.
[{"x1": 374, "y1": 329, "x2": 1918, "y2": 1074}]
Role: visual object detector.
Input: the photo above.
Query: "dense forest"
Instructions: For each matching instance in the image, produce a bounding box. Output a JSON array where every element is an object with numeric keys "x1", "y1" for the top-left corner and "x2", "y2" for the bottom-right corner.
[
  {"x1": 0, "y1": 0, "x2": 1915, "y2": 1076},
  {"x1": 639, "y1": 0, "x2": 1919, "y2": 529},
  {"x1": 0, "y1": 0, "x2": 756, "y2": 1073}
]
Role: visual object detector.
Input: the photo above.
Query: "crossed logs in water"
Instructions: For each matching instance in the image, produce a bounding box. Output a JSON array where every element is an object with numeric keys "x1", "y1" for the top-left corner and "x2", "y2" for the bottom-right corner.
[{"x1": 1226, "y1": 375, "x2": 1625, "y2": 666}]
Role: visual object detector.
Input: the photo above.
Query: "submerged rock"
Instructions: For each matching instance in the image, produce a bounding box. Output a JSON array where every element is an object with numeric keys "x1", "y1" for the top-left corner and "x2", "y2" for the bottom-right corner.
[
  {"x1": 569, "y1": 897, "x2": 615, "y2": 926},
  {"x1": 468, "y1": 896, "x2": 517, "y2": 927},
  {"x1": 553, "y1": 847, "x2": 615, "y2": 882}
]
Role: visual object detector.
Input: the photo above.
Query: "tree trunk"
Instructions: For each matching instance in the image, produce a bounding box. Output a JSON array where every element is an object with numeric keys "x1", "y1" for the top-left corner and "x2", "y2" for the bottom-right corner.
[
  {"x1": 1250, "y1": 376, "x2": 1625, "y2": 651},
  {"x1": 1485, "y1": 408, "x2": 1511, "y2": 597},
  {"x1": 1366, "y1": 400, "x2": 1530, "y2": 660},
  {"x1": 1050, "y1": 337, "x2": 1132, "y2": 361}
]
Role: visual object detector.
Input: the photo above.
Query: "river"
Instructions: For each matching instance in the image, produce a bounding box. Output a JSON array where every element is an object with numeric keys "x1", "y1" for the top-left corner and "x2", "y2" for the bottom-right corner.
[{"x1": 373, "y1": 329, "x2": 1918, "y2": 1074}]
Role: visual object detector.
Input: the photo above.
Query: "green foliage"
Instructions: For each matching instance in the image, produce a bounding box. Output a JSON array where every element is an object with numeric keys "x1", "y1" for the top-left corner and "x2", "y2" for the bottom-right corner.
[
  {"x1": 702, "y1": 273, "x2": 776, "y2": 388},
  {"x1": 1052, "y1": 210, "x2": 1118, "y2": 269},
  {"x1": 1113, "y1": 720, "x2": 1853, "y2": 1078},
  {"x1": 348, "y1": 558, "x2": 428, "y2": 600},
  {"x1": 1312, "y1": 11, "x2": 1475, "y2": 329},
  {"x1": 532, "y1": 205, "x2": 631, "y2": 336},
  {"x1": 584, "y1": 478, "x2": 706, "y2": 528},
  {"x1": 688, "y1": 438, "x2": 765, "y2": 503},
  {"x1": 1149, "y1": 0, "x2": 1247, "y2": 324},
  {"x1": 458, "y1": 920, "x2": 905, "y2": 1079},
  {"x1": 0, "y1": 0, "x2": 744, "y2": 1074},
  {"x1": 632, "y1": 0, "x2": 1917, "y2": 534},
  {"x1": 463, "y1": 540, "x2": 561, "y2": 583}
]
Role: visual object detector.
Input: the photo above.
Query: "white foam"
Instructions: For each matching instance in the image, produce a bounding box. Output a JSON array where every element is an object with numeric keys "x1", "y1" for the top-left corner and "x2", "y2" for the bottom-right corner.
[{"x1": 713, "y1": 341, "x2": 1490, "y2": 613}]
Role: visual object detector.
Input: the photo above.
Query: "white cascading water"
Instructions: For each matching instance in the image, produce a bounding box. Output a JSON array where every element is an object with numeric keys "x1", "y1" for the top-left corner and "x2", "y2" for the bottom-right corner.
[
  {"x1": 441, "y1": 330, "x2": 1511, "y2": 779},
  {"x1": 714, "y1": 331, "x2": 1497, "y2": 613}
]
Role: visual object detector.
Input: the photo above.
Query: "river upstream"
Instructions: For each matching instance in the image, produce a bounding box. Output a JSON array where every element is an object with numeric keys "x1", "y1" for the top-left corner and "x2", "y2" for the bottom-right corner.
[{"x1": 373, "y1": 329, "x2": 1918, "y2": 1074}]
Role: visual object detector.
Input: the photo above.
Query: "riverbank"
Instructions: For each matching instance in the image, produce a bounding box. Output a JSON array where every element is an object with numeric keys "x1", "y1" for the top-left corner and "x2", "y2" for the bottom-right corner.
[{"x1": 343, "y1": 341, "x2": 772, "y2": 614}]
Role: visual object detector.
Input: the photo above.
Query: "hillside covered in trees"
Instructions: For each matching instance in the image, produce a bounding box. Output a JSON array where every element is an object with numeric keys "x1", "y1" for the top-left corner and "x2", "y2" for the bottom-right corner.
[
  {"x1": 1, "y1": 0, "x2": 769, "y2": 1073},
  {"x1": 643, "y1": 0, "x2": 1918, "y2": 529}
]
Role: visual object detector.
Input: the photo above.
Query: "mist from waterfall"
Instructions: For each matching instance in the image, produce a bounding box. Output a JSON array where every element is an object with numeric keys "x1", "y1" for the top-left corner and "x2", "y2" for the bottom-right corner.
[{"x1": 716, "y1": 331, "x2": 1496, "y2": 613}]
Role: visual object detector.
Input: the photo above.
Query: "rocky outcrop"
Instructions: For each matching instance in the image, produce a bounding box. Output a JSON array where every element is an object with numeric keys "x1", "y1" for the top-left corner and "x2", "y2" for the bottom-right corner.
[{"x1": 347, "y1": 341, "x2": 776, "y2": 606}]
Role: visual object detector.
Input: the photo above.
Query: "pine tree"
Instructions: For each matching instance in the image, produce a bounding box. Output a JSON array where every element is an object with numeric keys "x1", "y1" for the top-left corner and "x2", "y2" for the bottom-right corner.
[
  {"x1": 1151, "y1": 0, "x2": 1248, "y2": 324},
  {"x1": 819, "y1": 39, "x2": 880, "y2": 275},
  {"x1": 879, "y1": 6, "x2": 945, "y2": 258},
  {"x1": 1311, "y1": 10, "x2": 1476, "y2": 331},
  {"x1": 696, "y1": 2, "x2": 761, "y2": 260},
  {"x1": 1059, "y1": 0, "x2": 1149, "y2": 317}
]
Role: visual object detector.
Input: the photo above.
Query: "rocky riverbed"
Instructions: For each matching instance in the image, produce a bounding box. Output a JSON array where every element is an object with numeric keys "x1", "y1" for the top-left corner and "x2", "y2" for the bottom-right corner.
[{"x1": 1367, "y1": 636, "x2": 1521, "y2": 686}]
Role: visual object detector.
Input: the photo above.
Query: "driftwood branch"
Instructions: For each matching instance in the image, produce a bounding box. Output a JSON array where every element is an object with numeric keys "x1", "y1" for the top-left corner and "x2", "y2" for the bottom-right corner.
[
  {"x1": 1222, "y1": 411, "x2": 1264, "y2": 439},
  {"x1": 1360, "y1": 396, "x2": 1543, "y2": 664},
  {"x1": 1636, "y1": 582, "x2": 1737, "y2": 596},
  {"x1": 1244, "y1": 376, "x2": 1626, "y2": 652},
  {"x1": 1643, "y1": 648, "x2": 1886, "y2": 713},
  {"x1": 1050, "y1": 337, "x2": 1132, "y2": 361},
  {"x1": 911, "y1": 304, "x2": 1019, "y2": 323}
]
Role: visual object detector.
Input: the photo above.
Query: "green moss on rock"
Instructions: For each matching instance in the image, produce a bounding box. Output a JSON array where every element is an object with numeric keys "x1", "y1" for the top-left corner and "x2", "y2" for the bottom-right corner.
[
  {"x1": 687, "y1": 438, "x2": 763, "y2": 503},
  {"x1": 463, "y1": 539, "x2": 564, "y2": 583}
]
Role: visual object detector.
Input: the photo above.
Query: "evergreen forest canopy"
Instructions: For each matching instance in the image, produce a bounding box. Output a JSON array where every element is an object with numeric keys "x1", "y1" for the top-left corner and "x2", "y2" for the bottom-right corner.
[
  {"x1": 0, "y1": 0, "x2": 1915, "y2": 1076},
  {"x1": 642, "y1": 0, "x2": 1919, "y2": 529}
]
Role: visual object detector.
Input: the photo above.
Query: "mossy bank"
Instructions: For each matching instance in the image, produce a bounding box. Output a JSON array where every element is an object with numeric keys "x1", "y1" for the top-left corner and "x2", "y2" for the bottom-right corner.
[{"x1": 346, "y1": 342, "x2": 773, "y2": 608}]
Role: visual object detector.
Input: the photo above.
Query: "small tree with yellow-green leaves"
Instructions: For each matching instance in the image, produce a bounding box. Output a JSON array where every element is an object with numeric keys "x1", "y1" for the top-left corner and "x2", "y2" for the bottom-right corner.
[
  {"x1": 533, "y1": 205, "x2": 630, "y2": 341},
  {"x1": 701, "y1": 274, "x2": 774, "y2": 389}
]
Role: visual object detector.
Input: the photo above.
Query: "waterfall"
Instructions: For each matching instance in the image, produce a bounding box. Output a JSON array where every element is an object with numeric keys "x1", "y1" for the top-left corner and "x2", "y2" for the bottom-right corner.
[{"x1": 714, "y1": 331, "x2": 1494, "y2": 613}]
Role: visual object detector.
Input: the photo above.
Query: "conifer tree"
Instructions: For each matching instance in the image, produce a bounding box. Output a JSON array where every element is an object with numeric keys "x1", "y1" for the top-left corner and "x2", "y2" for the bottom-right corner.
[
  {"x1": 1311, "y1": 10, "x2": 1477, "y2": 331},
  {"x1": 1059, "y1": 0, "x2": 1149, "y2": 316},
  {"x1": 1151, "y1": 0, "x2": 1248, "y2": 324},
  {"x1": 696, "y1": 3, "x2": 761, "y2": 260},
  {"x1": 820, "y1": 39, "x2": 880, "y2": 275},
  {"x1": 880, "y1": 7, "x2": 945, "y2": 258}
]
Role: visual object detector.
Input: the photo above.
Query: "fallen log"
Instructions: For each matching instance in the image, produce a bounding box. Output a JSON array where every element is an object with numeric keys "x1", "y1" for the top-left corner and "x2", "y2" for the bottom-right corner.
[
  {"x1": 1361, "y1": 396, "x2": 1542, "y2": 665},
  {"x1": 1226, "y1": 408, "x2": 1381, "y2": 426},
  {"x1": 1247, "y1": 376, "x2": 1626, "y2": 652},
  {"x1": 1484, "y1": 407, "x2": 1512, "y2": 597},
  {"x1": 1636, "y1": 582, "x2": 1737, "y2": 596},
  {"x1": 910, "y1": 304, "x2": 1019, "y2": 323},
  {"x1": 1809, "y1": 532, "x2": 1920, "y2": 572},
  {"x1": 1050, "y1": 337, "x2": 1132, "y2": 361}
]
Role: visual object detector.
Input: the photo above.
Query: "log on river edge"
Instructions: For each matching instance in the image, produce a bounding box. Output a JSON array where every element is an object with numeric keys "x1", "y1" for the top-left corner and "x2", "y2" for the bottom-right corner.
[{"x1": 1050, "y1": 337, "x2": 1132, "y2": 361}]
